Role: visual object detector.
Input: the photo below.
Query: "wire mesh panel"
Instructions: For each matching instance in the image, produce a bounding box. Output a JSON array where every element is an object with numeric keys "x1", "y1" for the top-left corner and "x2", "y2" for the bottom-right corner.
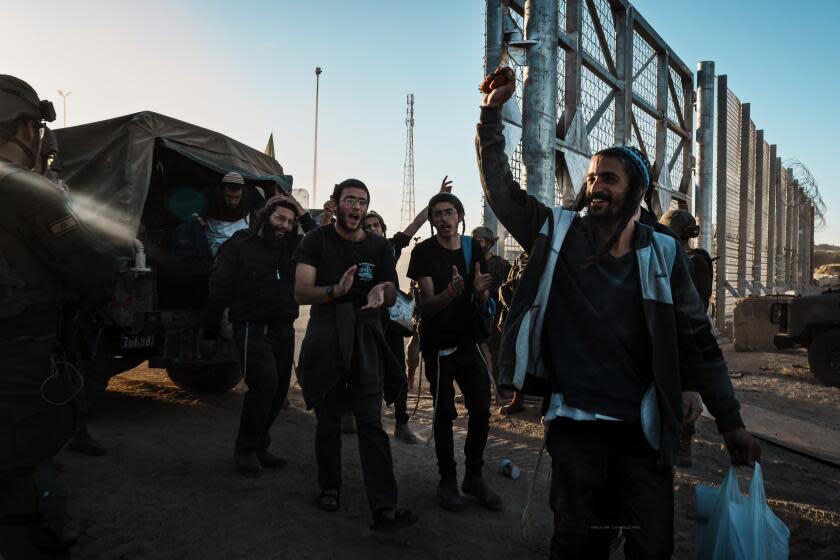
[
  {"x1": 759, "y1": 141, "x2": 771, "y2": 284},
  {"x1": 722, "y1": 89, "x2": 742, "y2": 320},
  {"x1": 778, "y1": 170, "x2": 789, "y2": 285},
  {"x1": 744, "y1": 121, "x2": 757, "y2": 290}
]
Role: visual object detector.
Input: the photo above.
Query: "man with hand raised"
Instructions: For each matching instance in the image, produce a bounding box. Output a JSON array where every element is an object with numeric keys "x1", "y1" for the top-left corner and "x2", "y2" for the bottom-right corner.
[{"x1": 407, "y1": 192, "x2": 502, "y2": 513}]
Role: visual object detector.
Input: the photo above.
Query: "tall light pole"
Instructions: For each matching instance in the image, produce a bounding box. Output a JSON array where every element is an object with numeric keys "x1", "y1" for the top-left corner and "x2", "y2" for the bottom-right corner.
[
  {"x1": 312, "y1": 67, "x2": 322, "y2": 205},
  {"x1": 57, "y1": 89, "x2": 72, "y2": 127}
]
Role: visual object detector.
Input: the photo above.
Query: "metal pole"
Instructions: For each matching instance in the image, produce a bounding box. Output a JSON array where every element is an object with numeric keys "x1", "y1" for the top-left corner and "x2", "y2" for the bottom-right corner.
[
  {"x1": 695, "y1": 62, "x2": 714, "y2": 252},
  {"x1": 57, "y1": 90, "x2": 71, "y2": 127},
  {"x1": 483, "y1": 0, "x2": 503, "y2": 247},
  {"x1": 312, "y1": 67, "x2": 322, "y2": 205},
  {"x1": 521, "y1": 0, "x2": 559, "y2": 206}
]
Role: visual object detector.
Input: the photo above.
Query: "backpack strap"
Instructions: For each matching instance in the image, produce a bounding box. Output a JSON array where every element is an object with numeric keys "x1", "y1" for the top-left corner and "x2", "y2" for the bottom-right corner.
[{"x1": 461, "y1": 234, "x2": 472, "y2": 277}]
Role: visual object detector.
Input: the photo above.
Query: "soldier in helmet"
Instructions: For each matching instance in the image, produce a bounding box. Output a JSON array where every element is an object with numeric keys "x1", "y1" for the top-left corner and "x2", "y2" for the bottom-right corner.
[
  {"x1": 659, "y1": 209, "x2": 713, "y2": 467},
  {"x1": 659, "y1": 209, "x2": 713, "y2": 312},
  {"x1": 0, "y1": 75, "x2": 116, "y2": 559}
]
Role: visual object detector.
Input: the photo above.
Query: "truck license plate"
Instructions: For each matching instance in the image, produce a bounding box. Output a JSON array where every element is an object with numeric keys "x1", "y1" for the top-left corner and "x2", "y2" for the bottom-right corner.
[{"x1": 120, "y1": 335, "x2": 155, "y2": 350}]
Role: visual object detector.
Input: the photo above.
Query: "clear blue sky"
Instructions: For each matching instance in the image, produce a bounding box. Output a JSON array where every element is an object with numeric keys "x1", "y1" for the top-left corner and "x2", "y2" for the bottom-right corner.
[{"x1": 5, "y1": 0, "x2": 837, "y2": 244}]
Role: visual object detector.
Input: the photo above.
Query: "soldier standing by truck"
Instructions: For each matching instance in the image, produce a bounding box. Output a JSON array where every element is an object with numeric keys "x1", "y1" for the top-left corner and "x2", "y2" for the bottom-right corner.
[{"x1": 0, "y1": 75, "x2": 116, "y2": 559}]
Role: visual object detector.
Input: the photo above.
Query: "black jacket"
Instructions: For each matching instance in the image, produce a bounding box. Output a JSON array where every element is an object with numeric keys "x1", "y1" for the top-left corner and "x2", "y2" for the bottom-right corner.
[
  {"x1": 204, "y1": 213, "x2": 316, "y2": 328},
  {"x1": 475, "y1": 106, "x2": 743, "y2": 466}
]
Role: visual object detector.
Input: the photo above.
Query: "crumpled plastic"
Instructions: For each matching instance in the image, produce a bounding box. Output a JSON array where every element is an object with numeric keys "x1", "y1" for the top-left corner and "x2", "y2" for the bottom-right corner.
[{"x1": 695, "y1": 463, "x2": 790, "y2": 560}]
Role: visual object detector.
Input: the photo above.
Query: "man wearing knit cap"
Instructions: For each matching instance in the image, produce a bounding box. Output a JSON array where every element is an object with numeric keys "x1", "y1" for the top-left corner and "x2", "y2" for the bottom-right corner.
[
  {"x1": 0, "y1": 75, "x2": 116, "y2": 559},
  {"x1": 478, "y1": 66, "x2": 760, "y2": 559},
  {"x1": 204, "y1": 192, "x2": 316, "y2": 476},
  {"x1": 204, "y1": 171, "x2": 262, "y2": 256}
]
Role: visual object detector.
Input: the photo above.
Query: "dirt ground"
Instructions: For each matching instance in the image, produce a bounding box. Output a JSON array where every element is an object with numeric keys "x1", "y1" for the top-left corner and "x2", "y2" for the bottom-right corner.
[{"x1": 58, "y1": 328, "x2": 840, "y2": 559}]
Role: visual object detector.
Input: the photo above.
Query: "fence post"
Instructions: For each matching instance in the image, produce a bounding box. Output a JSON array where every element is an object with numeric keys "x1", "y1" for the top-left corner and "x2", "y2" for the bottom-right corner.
[
  {"x1": 766, "y1": 145, "x2": 777, "y2": 290},
  {"x1": 695, "y1": 61, "x2": 715, "y2": 253},
  {"x1": 714, "y1": 75, "x2": 729, "y2": 333},
  {"x1": 753, "y1": 130, "x2": 765, "y2": 293},
  {"x1": 521, "y1": 0, "x2": 559, "y2": 206},
  {"x1": 482, "y1": 0, "x2": 504, "y2": 246},
  {"x1": 736, "y1": 103, "x2": 751, "y2": 296}
]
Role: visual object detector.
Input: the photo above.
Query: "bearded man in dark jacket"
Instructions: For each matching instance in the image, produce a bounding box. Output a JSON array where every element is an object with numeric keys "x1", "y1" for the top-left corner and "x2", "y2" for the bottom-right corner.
[
  {"x1": 204, "y1": 193, "x2": 316, "y2": 477},
  {"x1": 476, "y1": 66, "x2": 760, "y2": 560}
]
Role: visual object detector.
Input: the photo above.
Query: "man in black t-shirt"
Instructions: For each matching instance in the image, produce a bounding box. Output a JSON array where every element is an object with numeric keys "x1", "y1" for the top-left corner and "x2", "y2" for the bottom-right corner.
[
  {"x1": 407, "y1": 192, "x2": 503, "y2": 513},
  {"x1": 363, "y1": 176, "x2": 453, "y2": 445},
  {"x1": 294, "y1": 178, "x2": 417, "y2": 531}
]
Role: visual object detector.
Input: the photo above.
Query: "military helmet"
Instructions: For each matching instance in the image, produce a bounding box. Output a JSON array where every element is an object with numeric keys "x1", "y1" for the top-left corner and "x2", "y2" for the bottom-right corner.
[
  {"x1": 0, "y1": 75, "x2": 56, "y2": 124},
  {"x1": 659, "y1": 209, "x2": 700, "y2": 240},
  {"x1": 471, "y1": 225, "x2": 498, "y2": 242}
]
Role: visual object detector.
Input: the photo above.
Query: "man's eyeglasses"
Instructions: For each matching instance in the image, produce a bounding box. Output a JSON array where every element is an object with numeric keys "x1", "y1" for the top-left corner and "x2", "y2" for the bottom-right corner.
[
  {"x1": 431, "y1": 208, "x2": 458, "y2": 220},
  {"x1": 341, "y1": 196, "x2": 369, "y2": 208}
]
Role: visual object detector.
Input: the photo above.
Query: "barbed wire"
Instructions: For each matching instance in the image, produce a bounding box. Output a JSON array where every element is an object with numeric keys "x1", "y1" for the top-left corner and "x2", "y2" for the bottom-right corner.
[{"x1": 783, "y1": 158, "x2": 826, "y2": 230}]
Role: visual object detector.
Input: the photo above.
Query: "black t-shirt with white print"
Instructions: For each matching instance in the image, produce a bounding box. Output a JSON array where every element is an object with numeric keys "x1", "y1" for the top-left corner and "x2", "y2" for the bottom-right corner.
[
  {"x1": 293, "y1": 224, "x2": 397, "y2": 308},
  {"x1": 407, "y1": 235, "x2": 485, "y2": 352}
]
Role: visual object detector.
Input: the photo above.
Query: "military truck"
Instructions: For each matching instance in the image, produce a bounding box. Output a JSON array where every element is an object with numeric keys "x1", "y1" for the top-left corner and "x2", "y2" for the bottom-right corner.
[
  {"x1": 55, "y1": 112, "x2": 293, "y2": 393},
  {"x1": 771, "y1": 289, "x2": 840, "y2": 387}
]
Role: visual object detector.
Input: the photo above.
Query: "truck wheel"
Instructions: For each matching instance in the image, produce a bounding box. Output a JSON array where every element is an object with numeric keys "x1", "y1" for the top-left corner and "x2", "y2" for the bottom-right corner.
[
  {"x1": 808, "y1": 329, "x2": 840, "y2": 387},
  {"x1": 166, "y1": 363, "x2": 242, "y2": 394}
]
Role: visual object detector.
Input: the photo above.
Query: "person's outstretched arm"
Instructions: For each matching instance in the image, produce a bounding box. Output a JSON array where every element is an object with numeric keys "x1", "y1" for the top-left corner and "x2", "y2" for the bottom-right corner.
[
  {"x1": 401, "y1": 175, "x2": 453, "y2": 239},
  {"x1": 476, "y1": 67, "x2": 551, "y2": 253}
]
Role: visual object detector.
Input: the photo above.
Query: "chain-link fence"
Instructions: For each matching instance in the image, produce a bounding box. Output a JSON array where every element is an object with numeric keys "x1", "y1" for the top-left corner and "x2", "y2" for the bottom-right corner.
[{"x1": 712, "y1": 76, "x2": 820, "y2": 329}]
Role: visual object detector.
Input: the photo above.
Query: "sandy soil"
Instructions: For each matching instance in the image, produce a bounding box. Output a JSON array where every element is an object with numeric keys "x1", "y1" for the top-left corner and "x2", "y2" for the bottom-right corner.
[{"x1": 58, "y1": 332, "x2": 840, "y2": 559}]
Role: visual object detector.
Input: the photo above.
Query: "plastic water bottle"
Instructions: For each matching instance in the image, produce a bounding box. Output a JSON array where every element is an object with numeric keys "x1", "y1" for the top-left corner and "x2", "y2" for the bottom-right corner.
[{"x1": 500, "y1": 458, "x2": 521, "y2": 480}]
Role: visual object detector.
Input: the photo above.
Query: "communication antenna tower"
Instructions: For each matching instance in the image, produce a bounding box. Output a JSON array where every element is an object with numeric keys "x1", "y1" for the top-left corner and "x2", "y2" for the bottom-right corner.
[{"x1": 400, "y1": 94, "x2": 415, "y2": 230}]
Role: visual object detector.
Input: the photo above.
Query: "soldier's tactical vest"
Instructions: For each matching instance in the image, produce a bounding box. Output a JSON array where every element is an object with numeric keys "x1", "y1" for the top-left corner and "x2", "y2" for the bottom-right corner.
[{"x1": 0, "y1": 162, "x2": 31, "y2": 318}]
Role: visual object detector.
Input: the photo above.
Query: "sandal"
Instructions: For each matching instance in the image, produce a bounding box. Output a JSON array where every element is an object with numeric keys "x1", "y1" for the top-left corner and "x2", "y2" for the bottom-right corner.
[
  {"x1": 317, "y1": 489, "x2": 340, "y2": 512},
  {"x1": 370, "y1": 508, "x2": 419, "y2": 531}
]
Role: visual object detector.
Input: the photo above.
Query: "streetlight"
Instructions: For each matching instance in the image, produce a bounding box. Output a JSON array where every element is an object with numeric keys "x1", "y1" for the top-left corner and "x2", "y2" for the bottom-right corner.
[
  {"x1": 312, "y1": 67, "x2": 322, "y2": 205},
  {"x1": 57, "y1": 89, "x2": 72, "y2": 127}
]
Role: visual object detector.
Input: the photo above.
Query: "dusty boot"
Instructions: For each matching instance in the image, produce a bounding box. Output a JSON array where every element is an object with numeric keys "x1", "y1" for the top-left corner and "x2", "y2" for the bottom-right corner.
[
  {"x1": 235, "y1": 452, "x2": 262, "y2": 478},
  {"x1": 257, "y1": 449, "x2": 288, "y2": 469},
  {"x1": 461, "y1": 475, "x2": 503, "y2": 511},
  {"x1": 499, "y1": 391, "x2": 524, "y2": 415},
  {"x1": 66, "y1": 427, "x2": 107, "y2": 456},
  {"x1": 436, "y1": 476, "x2": 467, "y2": 512},
  {"x1": 340, "y1": 413, "x2": 357, "y2": 434},
  {"x1": 394, "y1": 423, "x2": 419, "y2": 444}
]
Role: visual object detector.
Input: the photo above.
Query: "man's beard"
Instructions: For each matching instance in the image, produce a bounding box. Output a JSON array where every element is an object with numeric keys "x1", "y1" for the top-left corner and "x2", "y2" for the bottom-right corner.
[
  {"x1": 585, "y1": 192, "x2": 622, "y2": 222},
  {"x1": 336, "y1": 206, "x2": 361, "y2": 232},
  {"x1": 260, "y1": 219, "x2": 287, "y2": 241}
]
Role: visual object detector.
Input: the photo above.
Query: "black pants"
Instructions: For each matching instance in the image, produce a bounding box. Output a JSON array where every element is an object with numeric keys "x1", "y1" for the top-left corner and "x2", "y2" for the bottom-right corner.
[
  {"x1": 314, "y1": 373, "x2": 398, "y2": 515},
  {"x1": 384, "y1": 323, "x2": 409, "y2": 426},
  {"x1": 422, "y1": 344, "x2": 491, "y2": 479},
  {"x1": 234, "y1": 321, "x2": 295, "y2": 454},
  {"x1": 1, "y1": 339, "x2": 73, "y2": 559},
  {"x1": 547, "y1": 418, "x2": 674, "y2": 560}
]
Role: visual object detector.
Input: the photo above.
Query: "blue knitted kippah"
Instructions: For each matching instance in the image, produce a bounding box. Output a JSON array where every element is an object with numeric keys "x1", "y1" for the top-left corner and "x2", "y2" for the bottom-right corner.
[{"x1": 615, "y1": 146, "x2": 651, "y2": 190}]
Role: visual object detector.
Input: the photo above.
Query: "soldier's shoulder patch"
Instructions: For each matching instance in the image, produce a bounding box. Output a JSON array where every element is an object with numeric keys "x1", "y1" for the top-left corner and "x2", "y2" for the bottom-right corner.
[{"x1": 49, "y1": 215, "x2": 79, "y2": 237}]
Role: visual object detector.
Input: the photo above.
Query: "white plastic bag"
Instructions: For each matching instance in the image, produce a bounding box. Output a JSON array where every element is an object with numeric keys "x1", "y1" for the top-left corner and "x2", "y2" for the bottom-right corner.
[{"x1": 695, "y1": 463, "x2": 790, "y2": 560}]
